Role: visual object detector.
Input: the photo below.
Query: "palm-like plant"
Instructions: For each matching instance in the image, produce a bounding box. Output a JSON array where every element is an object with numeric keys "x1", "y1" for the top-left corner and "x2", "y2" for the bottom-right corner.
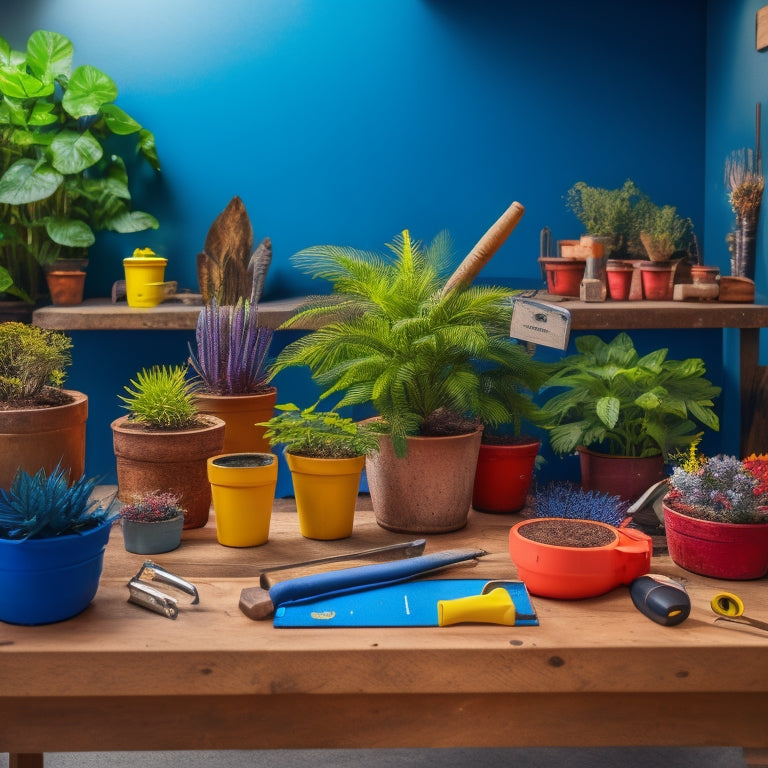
[{"x1": 272, "y1": 230, "x2": 549, "y2": 457}]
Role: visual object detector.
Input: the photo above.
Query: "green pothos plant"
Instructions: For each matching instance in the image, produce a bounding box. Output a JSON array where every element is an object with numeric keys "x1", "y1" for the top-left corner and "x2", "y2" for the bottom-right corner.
[{"x1": 0, "y1": 30, "x2": 160, "y2": 301}]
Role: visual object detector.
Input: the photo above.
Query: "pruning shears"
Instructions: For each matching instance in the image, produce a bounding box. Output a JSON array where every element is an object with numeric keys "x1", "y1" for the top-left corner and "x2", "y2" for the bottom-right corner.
[{"x1": 711, "y1": 592, "x2": 768, "y2": 632}]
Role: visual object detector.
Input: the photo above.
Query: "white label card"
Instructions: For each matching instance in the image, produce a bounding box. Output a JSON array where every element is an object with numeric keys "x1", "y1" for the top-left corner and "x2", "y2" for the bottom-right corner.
[{"x1": 509, "y1": 298, "x2": 572, "y2": 351}]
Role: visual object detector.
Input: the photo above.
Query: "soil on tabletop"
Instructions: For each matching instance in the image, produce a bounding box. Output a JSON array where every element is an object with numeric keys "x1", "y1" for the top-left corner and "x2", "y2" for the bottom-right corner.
[{"x1": 520, "y1": 519, "x2": 617, "y2": 548}]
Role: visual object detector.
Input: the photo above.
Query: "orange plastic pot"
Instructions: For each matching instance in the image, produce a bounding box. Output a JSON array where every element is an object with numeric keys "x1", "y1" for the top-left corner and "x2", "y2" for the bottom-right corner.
[{"x1": 509, "y1": 518, "x2": 652, "y2": 599}]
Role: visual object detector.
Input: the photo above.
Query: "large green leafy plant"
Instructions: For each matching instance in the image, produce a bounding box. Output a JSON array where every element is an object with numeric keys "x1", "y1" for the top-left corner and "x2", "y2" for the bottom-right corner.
[
  {"x1": 540, "y1": 332, "x2": 720, "y2": 459},
  {"x1": 271, "y1": 229, "x2": 550, "y2": 457},
  {"x1": 0, "y1": 30, "x2": 160, "y2": 302}
]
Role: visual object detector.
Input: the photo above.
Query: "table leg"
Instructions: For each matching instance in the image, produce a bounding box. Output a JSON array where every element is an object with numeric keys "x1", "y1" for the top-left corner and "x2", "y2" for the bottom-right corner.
[{"x1": 9, "y1": 754, "x2": 43, "y2": 768}]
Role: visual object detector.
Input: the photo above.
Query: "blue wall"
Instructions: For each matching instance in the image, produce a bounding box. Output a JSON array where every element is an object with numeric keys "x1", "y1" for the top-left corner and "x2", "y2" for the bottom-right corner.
[{"x1": 6, "y1": 0, "x2": 726, "y2": 486}]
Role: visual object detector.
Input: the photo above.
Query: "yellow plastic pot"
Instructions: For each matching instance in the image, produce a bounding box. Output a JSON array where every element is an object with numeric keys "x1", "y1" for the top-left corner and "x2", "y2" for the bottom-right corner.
[
  {"x1": 286, "y1": 452, "x2": 365, "y2": 540},
  {"x1": 207, "y1": 453, "x2": 277, "y2": 547},
  {"x1": 123, "y1": 256, "x2": 168, "y2": 308}
]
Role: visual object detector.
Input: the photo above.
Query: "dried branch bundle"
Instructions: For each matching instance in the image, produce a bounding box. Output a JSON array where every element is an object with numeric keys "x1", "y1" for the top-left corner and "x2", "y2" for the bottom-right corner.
[{"x1": 725, "y1": 149, "x2": 765, "y2": 219}]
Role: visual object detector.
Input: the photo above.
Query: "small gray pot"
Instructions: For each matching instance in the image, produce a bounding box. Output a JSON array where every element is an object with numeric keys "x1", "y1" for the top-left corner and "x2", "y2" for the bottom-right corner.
[{"x1": 122, "y1": 514, "x2": 184, "y2": 555}]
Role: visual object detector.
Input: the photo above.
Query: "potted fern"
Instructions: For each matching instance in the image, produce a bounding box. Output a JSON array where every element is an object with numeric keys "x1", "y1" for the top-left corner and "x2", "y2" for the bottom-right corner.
[
  {"x1": 260, "y1": 403, "x2": 379, "y2": 539},
  {"x1": 271, "y1": 229, "x2": 548, "y2": 533},
  {"x1": 663, "y1": 448, "x2": 768, "y2": 579},
  {"x1": 120, "y1": 491, "x2": 186, "y2": 555},
  {"x1": 111, "y1": 364, "x2": 225, "y2": 529},
  {"x1": 0, "y1": 30, "x2": 160, "y2": 305},
  {"x1": 0, "y1": 322, "x2": 87, "y2": 490},
  {"x1": 0, "y1": 465, "x2": 117, "y2": 624},
  {"x1": 540, "y1": 332, "x2": 721, "y2": 501},
  {"x1": 188, "y1": 298, "x2": 276, "y2": 454}
]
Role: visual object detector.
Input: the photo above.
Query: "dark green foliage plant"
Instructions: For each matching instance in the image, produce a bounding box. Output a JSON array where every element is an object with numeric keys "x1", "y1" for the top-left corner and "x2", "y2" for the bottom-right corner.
[
  {"x1": 260, "y1": 403, "x2": 380, "y2": 459},
  {"x1": 540, "y1": 332, "x2": 720, "y2": 459},
  {"x1": 0, "y1": 321, "x2": 71, "y2": 402},
  {"x1": 0, "y1": 30, "x2": 160, "y2": 302},
  {"x1": 0, "y1": 464, "x2": 117, "y2": 540},
  {"x1": 119, "y1": 364, "x2": 199, "y2": 430},
  {"x1": 120, "y1": 491, "x2": 185, "y2": 523},
  {"x1": 271, "y1": 229, "x2": 551, "y2": 458}
]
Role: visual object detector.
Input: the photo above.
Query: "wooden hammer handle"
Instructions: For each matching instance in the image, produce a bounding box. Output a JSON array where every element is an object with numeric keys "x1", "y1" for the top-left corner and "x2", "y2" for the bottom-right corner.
[{"x1": 441, "y1": 201, "x2": 525, "y2": 296}]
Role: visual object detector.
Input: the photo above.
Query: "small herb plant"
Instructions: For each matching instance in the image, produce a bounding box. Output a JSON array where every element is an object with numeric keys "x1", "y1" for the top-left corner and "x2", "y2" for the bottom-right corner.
[
  {"x1": 120, "y1": 491, "x2": 185, "y2": 524},
  {"x1": 188, "y1": 298, "x2": 274, "y2": 395},
  {"x1": 667, "y1": 445, "x2": 768, "y2": 524},
  {"x1": 119, "y1": 364, "x2": 199, "y2": 429},
  {"x1": 540, "y1": 332, "x2": 721, "y2": 459},
  {"x1": 0, "y1": 465, "x2": 117, "y2": 540},
  {"x1": 260, "y1": 403, "x2": 380, "y2": 459},
  {"x1": 0, "y1": 322, "x2": 72, "y2": 403}
]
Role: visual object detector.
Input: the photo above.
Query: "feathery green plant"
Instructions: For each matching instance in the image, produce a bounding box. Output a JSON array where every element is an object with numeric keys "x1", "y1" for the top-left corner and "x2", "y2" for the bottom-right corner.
[
  {"x1": 260, "y1": 402, "x2": 380, "y2": 459},
  {"x1": 0, "y1": 464, "x2": 117, "y2": 540},
  {"x1": 271, "y1": 229, "x2": 550, "y2": 457},
  {"x1": 540, "y1": 332, "x2": 721, "y2": 459},
  {"x1": 119, "y1": 364, "x2": 198, "y2": 429},
  {"x1": 0, "y1": 321, "x2": 71, "y2": 402}
]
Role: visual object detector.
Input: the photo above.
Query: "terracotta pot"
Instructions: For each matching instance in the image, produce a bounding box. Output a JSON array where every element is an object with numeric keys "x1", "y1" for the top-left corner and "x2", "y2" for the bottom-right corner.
[
  {"x1": 690, "y1": 265, "x2": 720, "y2": 286},
  {"x1": 286, "y1": 452, "x2": 365, "y2": 539},
  {"x1": 111, "y1": 415, "x2": 225, "y2": 529},
  {"x1": 0, "y1": 389, "x2": 87, "y2": 491},
  {"x1": 538, "y1": 257, "x2": 586, "y2": 297},
  {"x1": 472, "y1": 439, "x2": 540, "y2": 513},
  {"x1": 45, "y1": 270, "x2": 86, "y2": 306},
  {"x1": 639, "y1": 261, "x2": 674, "y2": 300},
  {"x1": 207, "y1": 452, "x2": 277, "y2": 546},
  {"x1": 605, "y1": 262, "x2": 634, "y2": 301},
  {"x1": 121, "y1": 514, "x2": 184, "y2": 555},
  {"x1": 663, "y1": 502, "x2": 768, "y2": 579},
  {"x1": 509, "y1": 518, "x2": 652, "y2": 599},
  {"x1": 366, "y1": 427, "x2": 483, "y2": 534},
  {"x1": 577, "y1": 446, "x2": 665, "y2": 502},
  {"x1": 194, "y1": 387, "x2": 277, "y2": 454}
]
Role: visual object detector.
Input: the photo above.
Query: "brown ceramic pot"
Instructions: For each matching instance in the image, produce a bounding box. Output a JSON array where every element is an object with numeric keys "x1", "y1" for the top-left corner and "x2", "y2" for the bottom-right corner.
[
  {"x1": 194, "y1": 387, "x2": 277, "y2": 454},
  {"x1": 0, "y1": 389, "x2": 87, "y2": 491},
  {"x1": 45, "y1": 270, "x2": 86, "y2": 306},
  {"x1": 111, "y1": 414, "x2": 226, "y2": 529},
  {"x1": 577, "y1": 445, "x2": 665, "y2": 502},
  {"x1": 366, "y1": 426, "x2": 483, "y2": 534}
]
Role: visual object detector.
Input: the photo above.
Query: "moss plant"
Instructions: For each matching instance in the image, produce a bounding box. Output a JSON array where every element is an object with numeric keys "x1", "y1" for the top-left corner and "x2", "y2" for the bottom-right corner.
[
  {"x1": 0, "y1": 321, "x2": 72, "y2": 403},
  {"x1": 119, "y1": 364, "x2": 199, "y2": 429}
]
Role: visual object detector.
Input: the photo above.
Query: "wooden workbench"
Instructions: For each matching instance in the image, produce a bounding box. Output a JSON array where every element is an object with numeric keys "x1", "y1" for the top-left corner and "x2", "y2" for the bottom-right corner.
[{"x1": 2, "y1": 498, "x2": 768, "y2": 767}]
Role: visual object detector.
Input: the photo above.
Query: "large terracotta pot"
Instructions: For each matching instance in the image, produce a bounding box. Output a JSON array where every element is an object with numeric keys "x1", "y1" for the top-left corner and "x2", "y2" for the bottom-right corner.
[
  {"x1": 0, "y1": 389, "x2": 87, "y2": 491},
  {"x1": 577, "y1": 446, "x2": 665, "y2": 502},
  {"x1": 112, "y1": 415, "x2": 225, "y2": 529},
  {"x1": 366, "y1": 427, "x2": 483, "y2": 534},
  {"x1": 194, "y1": 387, "x2": 277, "y2": 454},
  {"x1": 472, "y1": 439, "x2": 540, "y2": 513},
  {"x1": 663, "y1": 501, "x2": 768, "y2": 580},
  {"x1": 509, "y1": 518, "x2": 652, "y2": 599}
]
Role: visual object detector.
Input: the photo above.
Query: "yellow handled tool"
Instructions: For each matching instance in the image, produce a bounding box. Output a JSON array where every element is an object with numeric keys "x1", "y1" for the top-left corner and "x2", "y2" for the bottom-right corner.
[
  {"x1": 711, "y1": 592, "x2": 768, "y2": 632},
  {"x1": 437, "y1": 581, "x2": 537, "y2": 627}
]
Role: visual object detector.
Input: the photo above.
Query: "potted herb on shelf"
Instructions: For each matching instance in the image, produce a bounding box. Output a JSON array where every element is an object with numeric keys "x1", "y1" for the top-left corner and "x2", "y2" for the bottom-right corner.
[
  {"x1": 540, "y1": 332, "x2": 721, "y2": 501},
  {"x1": 0, "y1": 465, "x2": 117, "y2": 625},
  {"x1": 119, "y1": 491, "x2": 186, "y2": 555},
  {"x1": 0, "y1": 30, "x2": 160, "y2": 306},
  {"x1": 261, "y1": 403, "x2": 380, "y2": 540},
  {"x1": 663, "y1": 448, "x2": 768, "y2": 579},
  {"x1": 111, "y1": 364, "x2": 225, "y2": 529},
  {"x1": 188, "y1": 298, "x2": 276, "y2": 453},
  {"x1": 0, "y1": 322, "x2": 87, "y2": 490},
  {"x1": 271, "y1": 227, "x2": 546, "y2": 534}
]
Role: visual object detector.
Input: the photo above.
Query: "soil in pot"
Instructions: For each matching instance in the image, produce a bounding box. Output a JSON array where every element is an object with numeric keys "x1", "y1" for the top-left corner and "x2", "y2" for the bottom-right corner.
[{"x1": 518, "y1": 518, "x2": 617, "y2": 547}]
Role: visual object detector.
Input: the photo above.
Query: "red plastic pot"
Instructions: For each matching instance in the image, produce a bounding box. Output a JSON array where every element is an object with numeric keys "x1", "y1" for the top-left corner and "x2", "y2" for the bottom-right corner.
[
  {"x1": 639, "y1": 262, "x2": 674, "y2": 300},
  {"x1": 472, "y1": 439, "x2": 540, "y2": 513},
  {"x1": 605, "y1": 263, "x2": 634, "y2": 300},
  {"x1": 509, "y1": 518, "x2": 652, "y2": 599},
  {"x1": 538, "y1": 257, "x2": 586, "y2": 297},
  {"x1": 663, "y1": 502, "x2": 768, "y2": 579}
]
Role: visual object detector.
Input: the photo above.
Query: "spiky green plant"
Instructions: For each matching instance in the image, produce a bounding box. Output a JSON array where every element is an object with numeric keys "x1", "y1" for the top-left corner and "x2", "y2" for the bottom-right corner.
[
  {"x1": 0, "y1": 464, "x2": 117, "y2": 540},
  {"x1": 0, "y1": 321, "x2": 72, "y2": 402},
  {"x1": 540, "y1": 332, "x2": 721, "y2": 459},
  {"x1": 119, "y1": 364, "x2": 198, "y2": 430},
  {"x1": 271, "y1": 230, "x2": 551, "y2": 457},
  {"x1": 260, "y1": 402, "x2": 380, "y2": 459}
]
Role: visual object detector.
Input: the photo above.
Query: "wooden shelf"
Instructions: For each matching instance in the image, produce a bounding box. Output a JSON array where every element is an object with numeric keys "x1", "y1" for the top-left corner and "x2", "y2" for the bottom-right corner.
[{"x1": 32, "y1": 296, "x2": 313, "y2": 331}]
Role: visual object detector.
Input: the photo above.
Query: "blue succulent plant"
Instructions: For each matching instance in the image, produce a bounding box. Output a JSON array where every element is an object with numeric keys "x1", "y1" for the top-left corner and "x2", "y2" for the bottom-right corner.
[{"x1": 534, "y1": 481, "x2": 628, "y2": 527}]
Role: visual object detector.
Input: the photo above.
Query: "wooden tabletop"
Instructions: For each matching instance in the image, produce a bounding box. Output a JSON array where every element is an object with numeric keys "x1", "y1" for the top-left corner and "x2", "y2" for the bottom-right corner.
[{"x1": 2, "y1": 497, "x2": 768, "y2": 759}]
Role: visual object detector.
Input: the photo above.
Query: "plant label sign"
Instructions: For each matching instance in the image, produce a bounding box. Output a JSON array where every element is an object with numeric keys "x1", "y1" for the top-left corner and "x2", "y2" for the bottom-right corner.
[{"x1": 509, "y1": 298, "x2": 571, "y2": 351}]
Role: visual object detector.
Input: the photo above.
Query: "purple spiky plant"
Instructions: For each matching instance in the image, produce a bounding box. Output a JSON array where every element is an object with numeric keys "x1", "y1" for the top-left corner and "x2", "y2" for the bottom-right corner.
[
  {"x1": 188, "y1": 298, "x2": 274, "y2": 395},
  {"x1": 534, "y1": 481, "x2": 629, "y2": 527}
]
